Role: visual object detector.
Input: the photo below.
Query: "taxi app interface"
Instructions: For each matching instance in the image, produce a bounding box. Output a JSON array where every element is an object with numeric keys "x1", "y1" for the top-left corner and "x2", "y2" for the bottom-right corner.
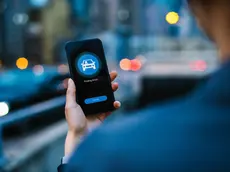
[{"x1": 70, "y1": 40, "x2": 114, "y2": 113}]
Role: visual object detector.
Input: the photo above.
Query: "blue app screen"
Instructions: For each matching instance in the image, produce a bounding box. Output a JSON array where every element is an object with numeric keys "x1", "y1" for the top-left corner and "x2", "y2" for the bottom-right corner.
[{"x1": 76, "y1": 53, "x2": 101, "y2": 77}]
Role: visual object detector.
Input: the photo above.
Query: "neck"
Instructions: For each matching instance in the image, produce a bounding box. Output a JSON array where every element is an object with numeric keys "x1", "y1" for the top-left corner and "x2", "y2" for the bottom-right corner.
[
  {"x1": 217, "y1": 39, "x2": 230, "y2": 63},
  {"x1": 214, "y1": 26, "x2": 230, "y2": 63},
  {"x1": 212, "y1": 12, "x2": 230, "y2": 63}
]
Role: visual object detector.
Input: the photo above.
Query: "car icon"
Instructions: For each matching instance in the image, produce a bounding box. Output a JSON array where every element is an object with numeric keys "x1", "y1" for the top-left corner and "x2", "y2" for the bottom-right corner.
[{"x1": 81, "y1": 59, "x2": 96, "y2": 71}]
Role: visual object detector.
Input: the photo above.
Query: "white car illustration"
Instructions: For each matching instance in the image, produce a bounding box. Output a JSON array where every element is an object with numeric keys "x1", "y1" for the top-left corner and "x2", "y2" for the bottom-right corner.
[{"x1": 81, "y1": 59, "x2": 96, "y2": 71}]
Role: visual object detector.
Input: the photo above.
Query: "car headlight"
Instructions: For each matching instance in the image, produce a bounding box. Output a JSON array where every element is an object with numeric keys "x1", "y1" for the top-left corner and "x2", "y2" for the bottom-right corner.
[{"x1": 0, "y1": 102, "x2": 10, "y2": 117}]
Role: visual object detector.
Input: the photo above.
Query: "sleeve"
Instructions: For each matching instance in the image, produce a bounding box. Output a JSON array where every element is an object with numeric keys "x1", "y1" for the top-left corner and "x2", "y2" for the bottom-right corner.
[
  {"x1": 65, "y1": 130, "x2": 118, "y2": 172},
  {"x1": 65, "y1": 114, "x2": 142, "y2": 172},
  {"x1": 58, "y1": 126, "x2": 97, "y2": 171}
]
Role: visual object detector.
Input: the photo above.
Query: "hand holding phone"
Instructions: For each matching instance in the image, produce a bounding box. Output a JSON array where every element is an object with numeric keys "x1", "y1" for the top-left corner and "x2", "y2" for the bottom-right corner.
[
  {"x1": 65, "y1": 38, "x2": 117, "y2": 116},
  {"x1": 64, "y1": 76, "x2": 120, "y2": 156}
]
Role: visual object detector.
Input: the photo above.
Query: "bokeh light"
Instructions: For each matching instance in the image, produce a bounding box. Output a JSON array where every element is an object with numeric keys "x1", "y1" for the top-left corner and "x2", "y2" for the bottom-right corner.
[
  {"x1": 0, "y1": 102, "x2": 9, "y2": 117},
  {"x1": 120, "y1": 58, "x2": 131, "y2": 71},
  {"x1": 33, "y1": 65, "x2": 44, "y2": 76},
  {"x1": 166, "y1": 12, "x2": 180, "y2": 25},
  {"x1": 190, "y1": 60, "x2": 207, "y2": 72},
  {"x1": 16, "y1": 57, "x2": 29, "y2": 70},
  {"x1": 131, "y1": 59, "x2": 142, "y2": 71},
  {"x1": 58, "y1": 64, "x2": 69, "y2": 75}
]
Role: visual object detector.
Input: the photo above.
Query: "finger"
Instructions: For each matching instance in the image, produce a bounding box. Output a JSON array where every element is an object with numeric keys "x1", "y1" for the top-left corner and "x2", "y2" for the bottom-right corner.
[
  {"x1": 97, "y1": 114, "x2": 107, "y2": 121},
  {"x1": 105, "y1": 101, "x2": 121, "y2": 116},
  {"x1": 98, "y1": 101, "x2": 121, "y2": 121},
  {"x1": 110, "y1": 71, "x2": 117, "y2": 82},
  {"x1": 112, "y1": 82, "x2": 119, "y2": 92},
  {"x1": 114, "y1": 101, "x2": 121, "y2": 109},
  {"x1": 66, "y1": 79, "x2": 78, "y2": 109},
  {"x1": 104, "y1": 112, "x2": 112, "y2": 118}
]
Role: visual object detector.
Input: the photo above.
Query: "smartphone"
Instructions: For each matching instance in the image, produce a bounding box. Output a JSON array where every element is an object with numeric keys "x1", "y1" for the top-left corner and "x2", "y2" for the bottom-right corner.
[{"x1": 65, "y1": 38, "x2": 115, "y2": 116}]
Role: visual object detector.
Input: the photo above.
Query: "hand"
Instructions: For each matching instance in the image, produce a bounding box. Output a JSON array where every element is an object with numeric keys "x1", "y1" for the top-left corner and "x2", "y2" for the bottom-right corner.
[{"x1": 64, "y1": 71, "x2": 121, "y2": 156}]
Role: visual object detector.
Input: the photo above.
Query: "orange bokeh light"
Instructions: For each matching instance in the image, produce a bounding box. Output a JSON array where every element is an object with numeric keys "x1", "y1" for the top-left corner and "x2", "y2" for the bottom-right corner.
[
  {"x1": 16, "y1": 57, "x2": 29, "y2": 70},
  {"x1": 120, "y1": 58, "x2": 131, "y2": 71},
  {"x1": 131, "y1": 59, "x2": 142, "y2": 71}
]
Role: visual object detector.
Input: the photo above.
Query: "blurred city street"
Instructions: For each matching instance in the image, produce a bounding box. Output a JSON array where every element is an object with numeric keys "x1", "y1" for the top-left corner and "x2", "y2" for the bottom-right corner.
[{"x1": 0, "y1": 0, "x2": 219, "y2": 171}]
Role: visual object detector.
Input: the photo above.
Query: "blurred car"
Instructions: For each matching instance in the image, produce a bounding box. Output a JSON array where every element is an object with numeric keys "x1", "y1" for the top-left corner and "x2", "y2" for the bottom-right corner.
[
  {"x1": 0, "y1": 65, "x2": 69, "y2": 116},
  {"x1": 137, "y1": 61, "x2": 214, "y2": 109}
]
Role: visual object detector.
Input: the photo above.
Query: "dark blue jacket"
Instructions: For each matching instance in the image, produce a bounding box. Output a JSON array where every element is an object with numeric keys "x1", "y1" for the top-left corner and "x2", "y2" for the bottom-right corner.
[{"x1": 65, "y1": 61, "x2": 230, "y2": 172}]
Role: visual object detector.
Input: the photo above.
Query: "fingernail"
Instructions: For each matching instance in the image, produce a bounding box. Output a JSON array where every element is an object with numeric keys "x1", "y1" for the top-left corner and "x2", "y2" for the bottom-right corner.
[
  {"x1": 116, "y1": 101, "x2": 121, "y2": 107},
  {"x1": 68, "y1": 79, "x2": 71, "y2": 85},
  {"x1": 118, "y1": 102, "x2": 121, "y2": 107},
  {"x1": 68, "y1": 79, "x2": 73, "y2": 86}
]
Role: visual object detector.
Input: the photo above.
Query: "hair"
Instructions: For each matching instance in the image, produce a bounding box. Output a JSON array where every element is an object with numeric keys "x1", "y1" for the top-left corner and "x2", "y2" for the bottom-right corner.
[
  {"x1": 188, "y1": 0, "x2": 230, "y2": 42},
  {"x1": 188, "y1": 0, "x2": 230, "y2": 16}
]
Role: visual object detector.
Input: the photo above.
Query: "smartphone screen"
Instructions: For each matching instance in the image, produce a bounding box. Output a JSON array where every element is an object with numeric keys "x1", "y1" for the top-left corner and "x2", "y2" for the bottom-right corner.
[{"x1": 65, "y1": 39, "x2": 115, "y2": 115}]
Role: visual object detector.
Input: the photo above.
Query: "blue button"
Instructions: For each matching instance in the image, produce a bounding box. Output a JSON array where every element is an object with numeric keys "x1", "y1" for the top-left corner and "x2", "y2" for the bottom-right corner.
[{"x1": 84, "y1": 96, "x2": 108, "y2": 105}]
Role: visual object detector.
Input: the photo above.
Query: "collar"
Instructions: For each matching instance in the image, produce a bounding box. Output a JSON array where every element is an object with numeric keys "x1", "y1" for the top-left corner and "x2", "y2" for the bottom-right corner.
[{"x1": 193, "y1": 59, "x2": 230, "y2": 105}]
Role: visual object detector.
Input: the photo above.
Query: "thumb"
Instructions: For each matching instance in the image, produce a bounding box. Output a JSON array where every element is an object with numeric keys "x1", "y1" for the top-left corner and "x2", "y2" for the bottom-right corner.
[
  {"x1": 66, "y1": 79, "x2": 78, "y2": 109},
  {"x1": 65, "y1": 79, "x2": 86, "y2": 132}
]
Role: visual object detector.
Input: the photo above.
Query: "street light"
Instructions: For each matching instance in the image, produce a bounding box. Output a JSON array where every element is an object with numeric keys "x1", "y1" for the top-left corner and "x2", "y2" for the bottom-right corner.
[
  {"x1": 166, "y1": 11, "x2": 180, "y2": 25},
  {"x1": 16, "y1": 57, "x2": 29, "y2": 70},
  {"x1": 0, "y1": 102, "x2": 9, "y2": 117}
]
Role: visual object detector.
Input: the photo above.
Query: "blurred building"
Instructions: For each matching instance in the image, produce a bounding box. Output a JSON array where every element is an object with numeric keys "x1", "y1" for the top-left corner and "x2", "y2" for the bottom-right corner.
[
  {"x1": 0, "y1": 0, "x2": 5, "y2": 64},
  {"x1": 131, "y1": 0, "x2": 147, "y2": 35},
  {"x1": 1, "y1": 0, "x2": 71, "y2": 67},
  {"x1": 68, "y1": 0, "x2": 90, "y2": 38},
  {"x1": 41, "y1": 0, "x2": 71, "y2": 64},
  {"x1": 67, "y1": 0, "x2": 119, "y2": 35},
  {"x1": 117, "y1": 0, "x2": 183, "y2": 36},
  {"x1": 89, "y1": 0, "x2": 119, "y2": 34},
  {"x1": 2, "y1": 0, "x2": 29, "y2": 66}
]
